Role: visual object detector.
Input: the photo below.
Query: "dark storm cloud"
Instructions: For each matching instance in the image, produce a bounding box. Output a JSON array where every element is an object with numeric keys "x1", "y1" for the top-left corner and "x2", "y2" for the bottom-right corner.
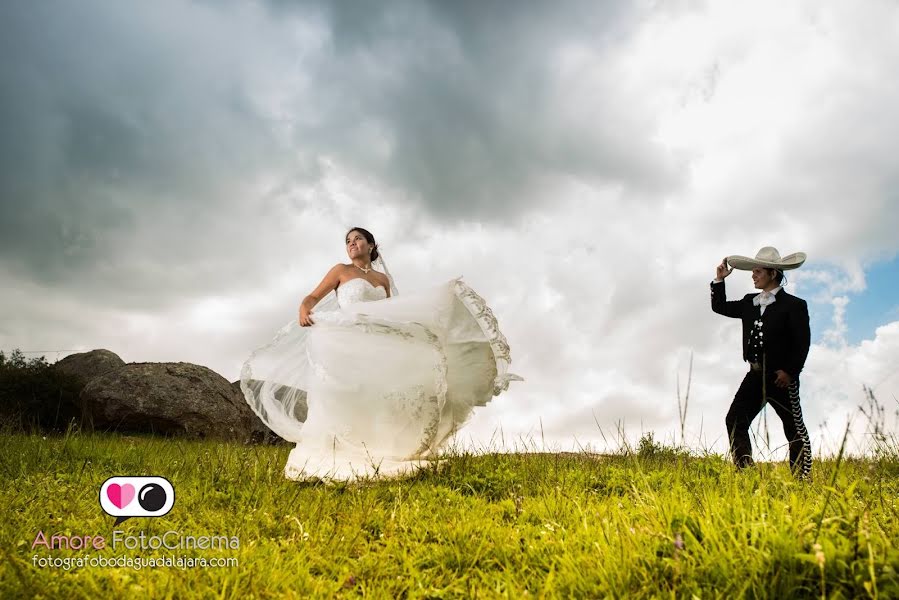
[
  {"x1": 300, "y1": 0, "x2": 682, "y2": 217},
  {"x1": 0, "y1": 1, "x2": 294, "y2": 296},
  {"x1": 1, "y1": 0, "x2": 681, "y2": 298}
]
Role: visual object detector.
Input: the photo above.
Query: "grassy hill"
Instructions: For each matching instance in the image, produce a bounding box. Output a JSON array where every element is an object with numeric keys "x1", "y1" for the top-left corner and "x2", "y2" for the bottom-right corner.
[{"x1": 2, "y1": 428, "x2": 898, "y2": 598}]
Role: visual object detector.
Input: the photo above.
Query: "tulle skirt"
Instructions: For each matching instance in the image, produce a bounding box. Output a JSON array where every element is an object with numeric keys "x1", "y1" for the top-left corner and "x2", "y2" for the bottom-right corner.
[{"x1": 240, "y1": 278, "x2": 521, "y2": 481}]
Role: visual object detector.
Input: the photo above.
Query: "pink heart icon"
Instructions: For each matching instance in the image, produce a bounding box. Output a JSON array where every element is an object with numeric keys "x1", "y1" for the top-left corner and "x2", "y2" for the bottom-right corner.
[{"x1": 107, "y1": 483, "x2": 135, "y2": 509}]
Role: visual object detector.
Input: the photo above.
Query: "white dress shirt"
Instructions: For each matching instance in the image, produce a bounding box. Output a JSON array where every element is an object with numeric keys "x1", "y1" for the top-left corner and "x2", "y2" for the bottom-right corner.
[{"x1": 753, "y1": 286, "x2": 782, "y2": 315}]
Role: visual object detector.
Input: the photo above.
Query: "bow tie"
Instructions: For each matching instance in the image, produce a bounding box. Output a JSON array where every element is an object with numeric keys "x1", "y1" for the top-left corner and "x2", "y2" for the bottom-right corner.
[{"x1": 753, "y1": 291, "x2": 777, "y2": 307}]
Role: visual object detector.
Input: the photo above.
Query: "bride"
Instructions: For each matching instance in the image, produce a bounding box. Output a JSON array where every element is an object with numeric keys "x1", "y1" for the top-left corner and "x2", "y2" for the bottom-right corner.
[{"x1": 241, "y1": 227, "x2": 522, "y2": 482}]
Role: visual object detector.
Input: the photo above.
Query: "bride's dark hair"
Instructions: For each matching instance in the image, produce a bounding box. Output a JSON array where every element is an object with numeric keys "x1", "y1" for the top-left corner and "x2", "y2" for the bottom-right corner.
[{"x1": 346, "y1": 227, "x2": 379, "y2": 261}]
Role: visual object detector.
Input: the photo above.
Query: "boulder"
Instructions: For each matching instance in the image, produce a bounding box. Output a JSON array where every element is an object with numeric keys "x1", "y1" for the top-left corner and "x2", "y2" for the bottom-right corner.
[
  {"x1": 54, "y1": 349, "x2": 125, "y2": 384},
  {"x1": 81, "y1": 362, "x2": 272, "y2": 441}
]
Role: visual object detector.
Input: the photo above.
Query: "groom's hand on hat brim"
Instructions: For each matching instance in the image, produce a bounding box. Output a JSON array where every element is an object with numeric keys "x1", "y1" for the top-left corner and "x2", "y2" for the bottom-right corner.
[{"x1": 716, "y1": 258, "x2": 733, "y2": 280}]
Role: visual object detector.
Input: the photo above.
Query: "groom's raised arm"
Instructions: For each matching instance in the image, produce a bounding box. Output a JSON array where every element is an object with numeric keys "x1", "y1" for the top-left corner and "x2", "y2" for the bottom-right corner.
[{"x1": 711, "y1": 258, "x2": 742, "y2": 318}]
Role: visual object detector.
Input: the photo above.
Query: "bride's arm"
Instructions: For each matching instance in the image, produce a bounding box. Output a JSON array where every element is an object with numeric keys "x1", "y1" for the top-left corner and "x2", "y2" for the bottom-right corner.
[{"x1": 299, "y1": 264, "x2": 343, "y2": 326}]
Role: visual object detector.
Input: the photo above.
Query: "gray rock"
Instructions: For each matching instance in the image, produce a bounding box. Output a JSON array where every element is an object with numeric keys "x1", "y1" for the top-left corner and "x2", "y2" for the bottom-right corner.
[
  {"x1": 54, "y1": 349, "x2": 125, "y2": 384},
  {"x1": 81, "y1": 362, "x2": 271, "y2": 441}
]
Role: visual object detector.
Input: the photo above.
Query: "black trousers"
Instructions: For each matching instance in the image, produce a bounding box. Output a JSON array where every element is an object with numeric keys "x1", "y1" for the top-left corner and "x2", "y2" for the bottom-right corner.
[{"x1": 725, "y1": 369, "x2": 812, "y2": 478}]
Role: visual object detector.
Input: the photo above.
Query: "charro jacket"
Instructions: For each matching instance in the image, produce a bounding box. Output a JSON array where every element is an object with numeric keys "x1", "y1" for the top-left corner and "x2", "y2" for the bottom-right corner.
[{"x1": 710, "y1": 280, "x2": 811, "y2": 379}]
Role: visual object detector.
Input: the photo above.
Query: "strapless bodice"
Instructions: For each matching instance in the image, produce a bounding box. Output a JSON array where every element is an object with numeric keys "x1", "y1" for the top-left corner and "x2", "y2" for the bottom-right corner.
[{"x1": 336, "y1": 277, "x2": 388, "y2": 308}]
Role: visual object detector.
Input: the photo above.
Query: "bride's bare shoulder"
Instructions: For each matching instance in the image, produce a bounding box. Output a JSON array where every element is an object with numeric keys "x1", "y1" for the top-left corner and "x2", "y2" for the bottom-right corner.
[{"x1": 323, "y1": 263, "x2": 351, "y2": 285}]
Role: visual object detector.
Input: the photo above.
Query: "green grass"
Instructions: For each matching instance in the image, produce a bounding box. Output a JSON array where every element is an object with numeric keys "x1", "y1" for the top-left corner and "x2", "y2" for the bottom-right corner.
[{"x1": 2, "y1": 429, "x2": 898, "y2": 599}]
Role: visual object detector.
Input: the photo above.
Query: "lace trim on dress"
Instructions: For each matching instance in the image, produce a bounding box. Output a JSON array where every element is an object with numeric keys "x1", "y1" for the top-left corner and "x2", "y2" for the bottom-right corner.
[
  {"x1": 313, "y1": 312, "x2": 449, "y2": 459},
  {"x1": 451, "y1": 279, "x2": 523, "y2": 395}
]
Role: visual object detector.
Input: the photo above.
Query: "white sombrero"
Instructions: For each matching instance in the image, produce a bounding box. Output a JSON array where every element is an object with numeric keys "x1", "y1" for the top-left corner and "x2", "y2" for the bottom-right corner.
[{"x1": 726, "y1": 246, "x2": 807, "y2": 271}]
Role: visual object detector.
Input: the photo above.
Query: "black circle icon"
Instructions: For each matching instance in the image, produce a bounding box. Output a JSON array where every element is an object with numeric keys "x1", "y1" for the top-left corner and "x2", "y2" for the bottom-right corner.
[{"x1": 138, "y1": 483, "x2": 167, "y2": 512}]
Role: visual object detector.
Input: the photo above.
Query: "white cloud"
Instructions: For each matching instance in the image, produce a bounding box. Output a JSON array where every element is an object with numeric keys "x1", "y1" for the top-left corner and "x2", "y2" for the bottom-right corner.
[{"x1": 2, "y1": 1, "x2": 898, "y2": 456}]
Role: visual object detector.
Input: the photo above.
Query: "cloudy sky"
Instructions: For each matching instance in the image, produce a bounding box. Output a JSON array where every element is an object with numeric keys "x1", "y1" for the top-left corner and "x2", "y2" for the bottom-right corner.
[{"x1": 2, "y1": 0, "x2": 898, "y2": 457}]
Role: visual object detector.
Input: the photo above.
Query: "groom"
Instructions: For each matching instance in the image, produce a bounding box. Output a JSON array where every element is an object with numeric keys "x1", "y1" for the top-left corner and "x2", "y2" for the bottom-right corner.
[{"x1": 711, "y1": 246, "x2": 812, "y2": 479}]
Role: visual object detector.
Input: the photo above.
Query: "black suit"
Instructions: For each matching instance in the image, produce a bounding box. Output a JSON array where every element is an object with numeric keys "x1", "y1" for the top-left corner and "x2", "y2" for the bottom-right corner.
[{"x1": 711, "y1": 280, "x2": 812, "y2": 478}]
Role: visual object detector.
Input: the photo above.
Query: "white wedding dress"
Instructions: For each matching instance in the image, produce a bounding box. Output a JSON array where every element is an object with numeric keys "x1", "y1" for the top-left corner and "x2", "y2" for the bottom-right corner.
[{"x1": 241, "y1": 276, "x2": 521, "y2": 482}]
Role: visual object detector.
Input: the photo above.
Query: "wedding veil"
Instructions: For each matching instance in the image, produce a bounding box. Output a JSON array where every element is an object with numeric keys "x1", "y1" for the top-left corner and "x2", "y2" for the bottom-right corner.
[{"x1": 373, "y1": 252, "x2": 399, "y2": 297}]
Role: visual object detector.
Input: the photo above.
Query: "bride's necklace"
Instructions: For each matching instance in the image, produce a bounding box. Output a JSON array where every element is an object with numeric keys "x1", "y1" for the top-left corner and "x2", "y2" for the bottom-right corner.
[{"x1": 354, "y1": 262, "x2": 373, "y2": 274}]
